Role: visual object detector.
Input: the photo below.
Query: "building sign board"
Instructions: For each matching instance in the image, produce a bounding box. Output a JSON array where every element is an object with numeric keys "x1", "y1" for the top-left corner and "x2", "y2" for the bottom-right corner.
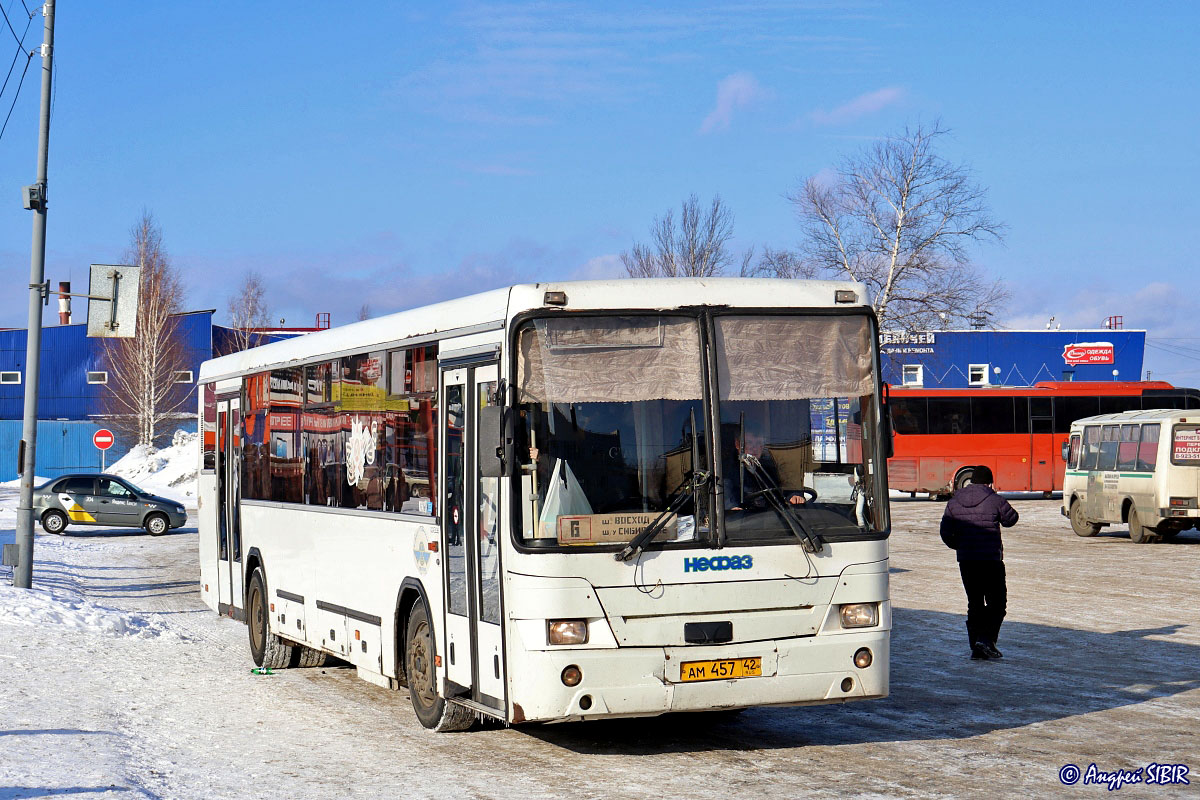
[{"x1": 1062, "y1": 342, "x2": 1115, "y2": 366}]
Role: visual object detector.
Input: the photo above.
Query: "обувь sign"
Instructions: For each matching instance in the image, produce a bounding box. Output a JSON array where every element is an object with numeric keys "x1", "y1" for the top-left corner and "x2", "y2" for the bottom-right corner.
[{"x1": 1062, "y1": 341, "x2": 1114, "y2": 366}]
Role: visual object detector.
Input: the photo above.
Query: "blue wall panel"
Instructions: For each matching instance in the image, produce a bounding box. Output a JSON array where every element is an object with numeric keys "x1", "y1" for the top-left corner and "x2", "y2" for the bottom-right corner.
[{"x1": 0, "y1": 310, "x2": 214, "y2": 421}]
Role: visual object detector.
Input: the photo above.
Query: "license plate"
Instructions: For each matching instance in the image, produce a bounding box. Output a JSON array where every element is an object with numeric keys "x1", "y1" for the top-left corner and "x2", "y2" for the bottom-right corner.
[{"x1": 679, "y1": 657, "x2": 762, "y2": 683}]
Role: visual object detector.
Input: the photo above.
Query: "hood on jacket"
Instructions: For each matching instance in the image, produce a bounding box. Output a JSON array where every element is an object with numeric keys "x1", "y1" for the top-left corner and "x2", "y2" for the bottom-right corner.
[{"x1": 953, "y1": 483, "x2": 995, "y2": 508}]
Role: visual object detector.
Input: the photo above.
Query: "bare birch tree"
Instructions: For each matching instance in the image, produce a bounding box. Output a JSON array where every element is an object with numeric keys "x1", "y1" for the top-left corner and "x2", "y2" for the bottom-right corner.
[
  {"x1": 226, "y1": 270, "x2": 272, "y2": 353},
  {"x1": 621, "y1": 194, "x2": 747, "y2": 277},
  {"x1": 790, "y1": 121, "x2": 1007, "y2": 329},
  {"x1": 102, "y1": 213, "x2": 190, "y2": 448}
]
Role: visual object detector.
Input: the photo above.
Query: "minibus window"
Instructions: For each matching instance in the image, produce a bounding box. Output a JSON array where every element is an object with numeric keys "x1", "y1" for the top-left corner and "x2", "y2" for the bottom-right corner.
[
  {"x1": 1116, "y1": 424, "x2": 1140, "y2": 471},
  {"x1": 1068, "y1": 434, "x2": 1081, "y2": 469},
  {"x1": 1171, "y1": 424, "x2": 1200, "y2": 466},
  {"x1": 1097, "y1": 425, "x2": 1120, "y2": 471},
  {"x1": 1138, "y1": 424, "x2": 1160, "y2": 471},
  {"x1": 1081, "y1": 426, "x2": 1101, "y2": 470}
]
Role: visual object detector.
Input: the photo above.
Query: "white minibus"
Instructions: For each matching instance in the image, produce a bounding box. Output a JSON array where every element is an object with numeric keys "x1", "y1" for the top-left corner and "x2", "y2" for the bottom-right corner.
[
  {"x1": 197, "y1": 278, "x2": 893, "y2": 729},
  {"x1": 1062, "y1": 408, "x2": 1200, "y2": 542}
]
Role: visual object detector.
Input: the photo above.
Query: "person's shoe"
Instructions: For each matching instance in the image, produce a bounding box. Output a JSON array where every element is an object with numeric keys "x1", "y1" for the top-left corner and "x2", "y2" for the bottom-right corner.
[
  {"x1": 970, "y1": 642, "x2": 991, "y2": 660},
  {"x1": 981, "y1": 642, "x2": 1003, "y2": 659}
]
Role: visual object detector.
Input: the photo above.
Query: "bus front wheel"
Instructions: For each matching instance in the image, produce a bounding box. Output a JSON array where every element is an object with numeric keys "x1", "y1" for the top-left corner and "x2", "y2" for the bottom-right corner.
[
  {"x1": 405, "y1": 601, "x2": 475, "y2": 732},
  {"x1": 1127, "y1": 507, "x2": 1160, "y2": 544},
  {"x1": 1069, "y1": 500, "x2": 1100, "y2": 537},
  {"x1": 953, "y1": 469, "x2": 974, "y2": 493}
]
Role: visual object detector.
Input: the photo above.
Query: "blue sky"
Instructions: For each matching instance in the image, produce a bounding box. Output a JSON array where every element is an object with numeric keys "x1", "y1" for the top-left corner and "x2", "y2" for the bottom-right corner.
[{"x1": 0, "y1": 1, "x2": 1197, "y2": 381}]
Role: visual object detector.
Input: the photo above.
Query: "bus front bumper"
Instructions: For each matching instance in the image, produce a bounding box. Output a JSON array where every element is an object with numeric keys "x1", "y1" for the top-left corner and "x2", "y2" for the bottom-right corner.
[{"x1": 509, "y1": 629, "x2": 889, "y2": 724}]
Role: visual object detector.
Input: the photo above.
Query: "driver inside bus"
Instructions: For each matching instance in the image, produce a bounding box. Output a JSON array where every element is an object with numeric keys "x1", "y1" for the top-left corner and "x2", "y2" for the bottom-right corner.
[{"x1": 723, "y1": 421, "x2": 809, "y2": 512}]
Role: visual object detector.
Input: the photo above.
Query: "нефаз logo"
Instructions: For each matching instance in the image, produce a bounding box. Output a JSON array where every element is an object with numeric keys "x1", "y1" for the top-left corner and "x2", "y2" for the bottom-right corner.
[{"x1": 684, "y1": 555, "x2": 753, "y2": 572}]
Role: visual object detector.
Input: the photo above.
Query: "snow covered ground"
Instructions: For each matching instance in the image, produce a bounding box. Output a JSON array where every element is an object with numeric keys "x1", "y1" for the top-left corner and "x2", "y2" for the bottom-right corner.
[{"x1": 0, "y1": 498, "x2": 1197, "y2": 799}]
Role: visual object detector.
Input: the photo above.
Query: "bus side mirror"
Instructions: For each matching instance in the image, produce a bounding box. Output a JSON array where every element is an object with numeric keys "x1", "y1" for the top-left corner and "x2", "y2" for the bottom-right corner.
[
  {"x1": 479, "y1": 405, "x2": 513, "y2": 478},
  {"x1": 1061, "y1": 441, "x2": 1070, "y2": 462}
]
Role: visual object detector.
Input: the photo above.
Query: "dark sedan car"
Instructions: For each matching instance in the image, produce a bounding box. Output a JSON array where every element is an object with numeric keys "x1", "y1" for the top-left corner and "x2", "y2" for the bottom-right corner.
[{"x1": 32, "y1": 474, "x2": 188, "y2": 535}]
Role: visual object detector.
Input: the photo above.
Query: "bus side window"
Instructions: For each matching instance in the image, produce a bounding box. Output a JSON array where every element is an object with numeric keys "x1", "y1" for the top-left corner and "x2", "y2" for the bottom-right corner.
[
  {"x1": 1097, "y1": 425, "x2": 1120, "y2": 471},
  {"x1": 1138, "y1": 424, "x2": 1160, "y2": 471},
  {"x1": 1080, "y1": 425, "x2": 1101, "y2": 470},
  {"x1": 1068, "y1": 434, "x2": 1081, "y2": 469},
  {"x1": 1116, "y1": 424, "x2": 1140, "y2": 471}
]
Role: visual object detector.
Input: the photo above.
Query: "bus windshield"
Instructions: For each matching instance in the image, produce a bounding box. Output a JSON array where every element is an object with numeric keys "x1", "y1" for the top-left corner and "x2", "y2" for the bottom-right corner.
[{"x1": 514, "y1": 313, "x2": 886, "y2": 549}]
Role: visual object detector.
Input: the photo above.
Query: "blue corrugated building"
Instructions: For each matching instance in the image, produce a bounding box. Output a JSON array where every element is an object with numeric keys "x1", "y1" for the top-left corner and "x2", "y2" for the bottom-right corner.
[
  {"x1": 0, "y1": 311, "x2": 307, "y2": 480},
  {"x1": 879, "y1": 329, "x2": 1146, "y2": 388}
]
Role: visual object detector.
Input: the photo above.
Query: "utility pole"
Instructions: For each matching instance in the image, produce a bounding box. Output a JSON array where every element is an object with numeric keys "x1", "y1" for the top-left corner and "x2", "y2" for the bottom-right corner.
[{"x1": 14, "y1": 0, "x2": 56, "y2": 589}]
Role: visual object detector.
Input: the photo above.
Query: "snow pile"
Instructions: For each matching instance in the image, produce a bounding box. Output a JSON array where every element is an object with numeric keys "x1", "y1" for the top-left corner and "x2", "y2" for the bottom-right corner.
[
  {"x1": 109, "y1": 429, "x2": 199, "y2": 507},
  {"x1": 0, "y1": 582, "x2": 174, "y2": 639}
]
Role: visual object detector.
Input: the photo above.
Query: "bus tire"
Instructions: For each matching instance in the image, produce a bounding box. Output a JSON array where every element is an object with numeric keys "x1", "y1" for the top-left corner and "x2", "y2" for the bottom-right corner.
[
  {"x1": 247, "y1": 567, "x2": 295, "y2": 669},
  {"x1": 405, "y1": 601, "x2": 474, "y2": 732},
  {"x1": 953, "y1": 469, "x2": 974, "y2": 492},
  {"x1": 1127, "y1": 507, "x2": 1159, "y2": 544},
  {"x1": 1069, "y1": 499, "x2": 1100, "y2": 537},
  {"x1": 293, "y1": 646, "x2": 330, "y2": 668}
]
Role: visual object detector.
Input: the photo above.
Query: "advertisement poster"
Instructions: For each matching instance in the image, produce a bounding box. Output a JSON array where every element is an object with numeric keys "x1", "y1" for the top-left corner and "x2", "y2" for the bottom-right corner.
[
  {"x1": 1172, "y1": 427, "x2": 1200, "y2": 462},
  {"x1": 810, "y1": 398, "x2": 851, "y2": 462}
]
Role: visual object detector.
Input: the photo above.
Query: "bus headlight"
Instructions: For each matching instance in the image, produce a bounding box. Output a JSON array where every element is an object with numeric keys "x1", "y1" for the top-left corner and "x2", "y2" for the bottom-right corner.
[
  {"x1": 839, "y1": 603, "x2": 878, "y2": 629},
  {"x1": 548, "y1": 619, "x2": 589, "y2": 645}
]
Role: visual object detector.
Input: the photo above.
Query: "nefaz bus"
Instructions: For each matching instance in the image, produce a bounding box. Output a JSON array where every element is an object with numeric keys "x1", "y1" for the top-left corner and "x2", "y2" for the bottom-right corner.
[
  {"x1": 196, "y1": 279, "x2": 893, "y2": 730},
  {"x1": 887, "y1": 381, "x2": 1200, "y2": 496}
]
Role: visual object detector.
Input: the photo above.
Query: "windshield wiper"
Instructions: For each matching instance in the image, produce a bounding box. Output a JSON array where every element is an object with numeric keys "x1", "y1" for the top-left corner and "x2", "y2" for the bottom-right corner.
[
  {"x1": 739, "y1": 453, "x2": 824, "y2": 553},
  {"x1": 615, "y1": 470, "x2": 710, "y2": 562}
]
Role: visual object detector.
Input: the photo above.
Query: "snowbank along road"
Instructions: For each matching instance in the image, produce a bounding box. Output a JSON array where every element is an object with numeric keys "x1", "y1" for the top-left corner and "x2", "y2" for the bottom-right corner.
[{"x1": 1, "y1": 496, "x2": 1197, "y2": 799}]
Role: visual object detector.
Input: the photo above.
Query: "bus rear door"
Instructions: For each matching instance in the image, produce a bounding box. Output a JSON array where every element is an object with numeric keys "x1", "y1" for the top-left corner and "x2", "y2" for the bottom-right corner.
[{"x1": 1029, "y1": 396, "x2": 1056, "y2": 491}]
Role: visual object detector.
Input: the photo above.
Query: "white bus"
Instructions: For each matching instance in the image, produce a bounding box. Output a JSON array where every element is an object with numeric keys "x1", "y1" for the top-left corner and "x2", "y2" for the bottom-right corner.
[
  {"x1": 1062, "y1": 408, "x2": 1200, "y2": 543},
  {"x1": 197, "y1": 279, "x2": 892, "y2": 730}
]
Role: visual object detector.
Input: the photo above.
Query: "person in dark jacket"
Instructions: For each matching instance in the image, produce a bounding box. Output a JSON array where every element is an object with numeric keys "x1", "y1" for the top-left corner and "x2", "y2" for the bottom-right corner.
[{"x1": 940, "y1": 465, "x2": 1019, "y2": 660}]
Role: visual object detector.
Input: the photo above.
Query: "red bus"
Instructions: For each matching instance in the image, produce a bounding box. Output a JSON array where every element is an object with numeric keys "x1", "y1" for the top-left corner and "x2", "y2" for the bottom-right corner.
[{"x1": 887, "y1": 381, "x2": 1200, "y2": 496}]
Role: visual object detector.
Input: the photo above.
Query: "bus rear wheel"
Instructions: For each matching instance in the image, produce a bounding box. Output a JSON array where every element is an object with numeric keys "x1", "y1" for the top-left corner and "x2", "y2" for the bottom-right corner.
[
  {"x1": 953, "y1": 469, "x2": 974, "y2": 492},
  {"x1": 405, "y1": 601, "x2": 474, "y2": 732},
  {"x1": 247, "y1": 567, "x2": 295, "y2": 668},
  {"x1": 1127, "y1": 507, "x2": 1160, "y2": 544},
  {"x1": 1069, "y1": 500, "x2": 1100, "y2": 537}
]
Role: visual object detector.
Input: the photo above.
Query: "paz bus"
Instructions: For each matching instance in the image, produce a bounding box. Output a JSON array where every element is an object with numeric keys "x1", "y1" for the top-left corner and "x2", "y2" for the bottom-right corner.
[
  {"x1": 1062, "y1": 408, "x2": 1200, "y2": 543},
  {"x1": 887, "y1": 381, "x2": 1200, "y2": 496},
  {"x1": 197, "y1": 278, "x2": 892, "y2": 730}
]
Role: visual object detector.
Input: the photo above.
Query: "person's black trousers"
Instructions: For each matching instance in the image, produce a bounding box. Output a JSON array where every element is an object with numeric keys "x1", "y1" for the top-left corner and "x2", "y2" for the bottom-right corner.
[{"x1": 959, "y1": 560, "x2": 1007, "y2": 646}]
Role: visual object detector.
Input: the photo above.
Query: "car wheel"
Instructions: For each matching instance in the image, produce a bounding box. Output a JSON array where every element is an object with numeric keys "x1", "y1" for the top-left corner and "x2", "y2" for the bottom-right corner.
[
  {"x1": 41, "y1": 509, "x2": 68, "y2": 534},
  {"x1": 405, "y1": 600, "x2": 474, "y2": 731},
  {"x1": 1069, "y1": 499, "x2": 1100, "y2": 537},
  {"x1": 1127, "y1": 507, "x2": 1159, "y2": 544},
  {"x1": 247, "y1": 567, "x2": 294, "y2": 669},
  {"x1": 144, "y1": 513, "x2": 169, "y2": 536}
]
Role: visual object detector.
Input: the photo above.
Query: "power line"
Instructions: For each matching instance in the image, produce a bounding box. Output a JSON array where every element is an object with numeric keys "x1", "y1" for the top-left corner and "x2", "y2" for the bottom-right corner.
[
  {"x1": 0, "y1": 46, "x2": 32, "y2": 141},
  {"x1": 0, "y1": 2, "x2": 30, "y2": 105},
  {"x1": 0, "y1": 1, "x2": 26, "y2": 49}
]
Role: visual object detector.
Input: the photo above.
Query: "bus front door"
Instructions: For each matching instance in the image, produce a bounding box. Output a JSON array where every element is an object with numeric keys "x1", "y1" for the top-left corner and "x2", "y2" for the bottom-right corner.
[
  {"x1": 215, "y1": 397, "x2": 244, "y2": 617},
  {"x1": 440, "y1": 362, "x2": 506, "y2": 715}
]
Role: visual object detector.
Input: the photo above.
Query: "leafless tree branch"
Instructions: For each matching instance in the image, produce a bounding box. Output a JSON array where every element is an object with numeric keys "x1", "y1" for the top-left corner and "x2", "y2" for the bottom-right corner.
[
  {"x1": 790, "y1": 120, "x2": 1007, "y2": 328},
  {"x1": 101, "y1": 212, "x2": 190, "y2": 448},
  {"x1": 621, "y1": 194, "x2": 738, "y2": 278}
]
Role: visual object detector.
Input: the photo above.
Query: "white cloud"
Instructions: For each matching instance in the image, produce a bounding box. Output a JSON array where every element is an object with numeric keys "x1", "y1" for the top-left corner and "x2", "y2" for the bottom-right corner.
[
  {"x1": 700, "y1": 72, "x2": 770, "y2": 134},
  {"x1": 808, "y1": 86, "x2": 905, "y2": 126}
]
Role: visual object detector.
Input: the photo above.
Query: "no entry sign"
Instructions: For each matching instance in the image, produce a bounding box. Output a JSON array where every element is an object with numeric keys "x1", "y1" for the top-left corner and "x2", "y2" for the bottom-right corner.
[{"x1": 93, "y1": 428, "x2": 115, "y2": 451}]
